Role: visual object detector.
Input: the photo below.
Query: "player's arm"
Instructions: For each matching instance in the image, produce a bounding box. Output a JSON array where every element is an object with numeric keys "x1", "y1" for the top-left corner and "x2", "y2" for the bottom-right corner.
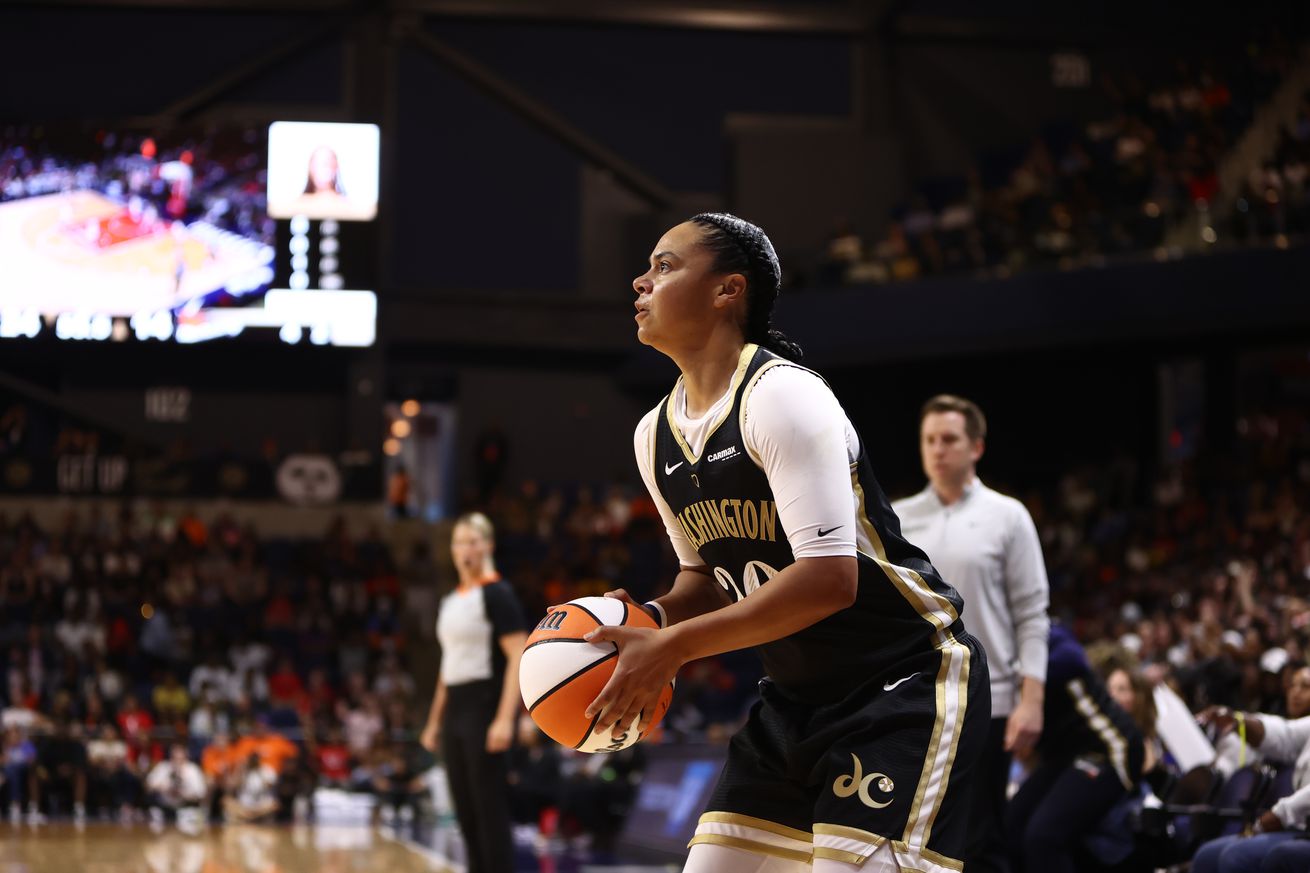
[
  {"x1": 662, "y1": 557, "x2": 856, "y2": 657},
  {"x1": 650, "y1": 565, "x2": 732, "y2": 625}
]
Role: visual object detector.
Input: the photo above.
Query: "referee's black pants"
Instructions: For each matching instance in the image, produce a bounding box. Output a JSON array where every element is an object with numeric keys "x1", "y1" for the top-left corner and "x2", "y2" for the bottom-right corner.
[{"x1": 442, "y1": 681, "x2": 514, "y2": 873}]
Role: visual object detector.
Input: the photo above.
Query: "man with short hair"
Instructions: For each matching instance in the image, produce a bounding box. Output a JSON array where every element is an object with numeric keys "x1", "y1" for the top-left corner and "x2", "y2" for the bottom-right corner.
[{"x1": 894, "y1": 394, "x2": 1051, "y2": 873}]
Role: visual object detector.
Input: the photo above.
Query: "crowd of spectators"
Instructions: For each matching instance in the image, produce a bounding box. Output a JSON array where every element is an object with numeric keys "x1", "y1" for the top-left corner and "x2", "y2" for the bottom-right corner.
[
  {"x1": 1035, "y1": 397, "x2": 1310, "y2": 721},
  {"x1": 1231, "y1": 89, "x2": 1310, "y2": 245},
  {"x1": 0, "y1": 504, "x2": 427, "y2": 830},
  {"x1": 815, "y1": 38, "x2": 1298, "y2": 287}
]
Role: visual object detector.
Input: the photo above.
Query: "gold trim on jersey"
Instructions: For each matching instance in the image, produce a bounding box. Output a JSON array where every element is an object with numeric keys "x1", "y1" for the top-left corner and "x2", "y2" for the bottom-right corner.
[
  {"x1": 665, "y1": 343, "x2": 758, "y2": 465},
  {"x1": 812, "y1": 823, "x2": 882, "y2": 865},
  {"x1": 850, "y1": 473, "x2": 959, "y2": 634},
  {"x1": 918, "y1": 845, "x2": 966, "y2": 872},
  {"x1": 906, "y1": 644, "x2": 952, "y2": 844},
  {"x1": 813, "y1": 846, "x2": 870, "y2": 865},
  {"x1": 687, "y1": 834, "x2": 813, "y2": 864},
  {"x1": 919, "y1": 641, "x2": 969, "y2": 848},
  {"x1": 813, "y1": 822, "x2": 886, "y2": 845},
  {"x1": 736, "y1": 357, "x2": 799, "y2": 466},
  {"x1": 698, "y1": 811, "x2": 813, "y2": 843},
  {"x1": 1069, "y1": 678, "x2": 1133, "y2": 789}
]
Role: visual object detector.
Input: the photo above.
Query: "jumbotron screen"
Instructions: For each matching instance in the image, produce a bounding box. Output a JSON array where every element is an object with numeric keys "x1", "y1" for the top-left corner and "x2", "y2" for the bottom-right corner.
[{"x1": 0, "y1": 121, "x2": 378, "y2": 346}]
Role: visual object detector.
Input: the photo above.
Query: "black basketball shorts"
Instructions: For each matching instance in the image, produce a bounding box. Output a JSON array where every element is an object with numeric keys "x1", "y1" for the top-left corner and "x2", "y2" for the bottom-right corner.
[{"x1": 688, "y1": 631, "x2": 990, "y2": 872}]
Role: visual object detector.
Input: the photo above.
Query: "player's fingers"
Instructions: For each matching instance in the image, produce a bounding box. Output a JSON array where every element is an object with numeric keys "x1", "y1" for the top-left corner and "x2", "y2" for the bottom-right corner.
[
  {"x1": 596, "y1": 686, "x2": 641, "y2": 734},
  {"x1": 605, "y1": 697, "x2": 644, "y2": 739},
  {"x1": 585, "y1": 669, "x2": 625, "y2": 719},
  {"x1": 583, "y1": 625, "x2": 627, "y2": 645},
  {"x1": 603, "y1": 589, "x2": 634, "y2": 603},
  {"x1": 636, "y1": 696, "x2": 659, "y2": 736}
]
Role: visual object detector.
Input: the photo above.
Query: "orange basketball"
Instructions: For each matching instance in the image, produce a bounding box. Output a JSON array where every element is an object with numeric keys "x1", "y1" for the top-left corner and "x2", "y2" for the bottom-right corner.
[{"x1": 519, "y1": 596, "x2": 674, "y2": 753}]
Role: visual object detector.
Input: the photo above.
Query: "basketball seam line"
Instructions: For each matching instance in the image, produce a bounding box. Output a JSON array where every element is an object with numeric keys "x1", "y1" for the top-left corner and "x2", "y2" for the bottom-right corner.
[
  {"x1": 524, "y1": 637, "x2": 597, "y2": 651},
  {"x1": 573, "y1": 601, "x2": 605, "y2": 626},
  {"x1": 575, "y1": 710, "x2": 605, "y2": 750},
  {"x1": 527, "y1": 648, "x2": 619, "y2": 716}
]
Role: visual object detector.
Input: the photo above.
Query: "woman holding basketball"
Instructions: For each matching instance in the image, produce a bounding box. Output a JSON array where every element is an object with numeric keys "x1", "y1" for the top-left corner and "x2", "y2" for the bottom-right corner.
[
  {"x1": 420, "y1": 513, "x2": 526, "y2": 873},
  {"x1": 584, "y1": 214, "x2": 989, "y2": 873}
]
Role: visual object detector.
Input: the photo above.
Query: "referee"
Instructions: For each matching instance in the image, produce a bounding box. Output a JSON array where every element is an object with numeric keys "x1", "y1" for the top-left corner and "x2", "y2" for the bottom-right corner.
[{"x1": 893, "y1": 395, "x2": 1050, "y2": 873}]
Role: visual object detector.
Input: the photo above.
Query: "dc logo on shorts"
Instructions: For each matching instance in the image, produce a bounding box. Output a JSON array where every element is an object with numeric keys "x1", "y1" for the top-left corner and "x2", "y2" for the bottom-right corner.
[{"x1": 832, "y1": 754, "x2": 895, "y2": 809}]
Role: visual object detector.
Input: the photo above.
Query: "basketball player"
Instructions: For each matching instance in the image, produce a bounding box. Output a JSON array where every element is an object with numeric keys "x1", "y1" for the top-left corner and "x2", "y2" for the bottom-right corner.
[
  {"x1": 585, "y1": 214, "x2": 989, "y2": 873},
  {"x1": 420, "y1": 513, "x2": 527, "y2": 873}
]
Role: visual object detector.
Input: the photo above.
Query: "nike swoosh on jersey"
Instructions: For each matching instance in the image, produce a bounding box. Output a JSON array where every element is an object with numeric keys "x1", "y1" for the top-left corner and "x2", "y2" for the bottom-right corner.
[
  {"x1": 664, "y1": 461, "x2": 684, "y2": 475},
  {"x1": 817, "y1": 525, "x2": 843, "y2": 537},
  {"x1": 883, "y1": 672, "x2": 920, "y2": 692}
]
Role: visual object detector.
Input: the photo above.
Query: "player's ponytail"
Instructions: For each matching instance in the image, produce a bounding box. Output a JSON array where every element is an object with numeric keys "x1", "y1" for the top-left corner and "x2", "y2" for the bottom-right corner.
[{"x1": 690, "y1": 212, "x2": 804, "y2": 363}]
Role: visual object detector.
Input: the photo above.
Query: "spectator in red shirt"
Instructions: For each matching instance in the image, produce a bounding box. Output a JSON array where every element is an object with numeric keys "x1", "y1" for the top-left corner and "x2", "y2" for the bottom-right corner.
[
  {"x1": 313, "y1": 726, "x2": 352, "y2": 787},
  {"x1": 115, "y1": 694, "x2": 159, "y2": 766},
  {"x1": 267, "y1": 657, "x2": 304, "y2": 710}
]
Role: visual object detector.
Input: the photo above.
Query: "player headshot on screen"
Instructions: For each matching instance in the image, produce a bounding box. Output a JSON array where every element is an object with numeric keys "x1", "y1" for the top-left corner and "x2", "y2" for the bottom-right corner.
[
  {"x1": 280, "y1": 143, "x2": 374, "y2": 220},
  {"x1": 305, "y1": 145, "x2": 345, "y2": 197},
  {"x1": 581, "y1": 213, "x2": 990, "y2": 873}
]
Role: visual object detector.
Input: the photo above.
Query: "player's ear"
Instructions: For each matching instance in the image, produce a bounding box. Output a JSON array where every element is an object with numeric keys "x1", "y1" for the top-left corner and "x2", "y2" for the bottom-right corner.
[{"x1": 715, "y1": 272, "x2": 746, "y2": 309}]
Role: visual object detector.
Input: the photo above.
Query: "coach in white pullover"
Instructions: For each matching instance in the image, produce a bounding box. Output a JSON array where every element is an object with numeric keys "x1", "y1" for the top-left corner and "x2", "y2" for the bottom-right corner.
[{"x1": 894, "y1": 395, "x2": 1050, "y2": 873}]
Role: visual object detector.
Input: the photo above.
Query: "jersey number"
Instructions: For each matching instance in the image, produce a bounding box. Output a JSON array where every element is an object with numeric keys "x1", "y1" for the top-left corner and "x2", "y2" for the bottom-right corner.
[{"x1": 713, "y1": 560, "x2": 780, "y2": 602}]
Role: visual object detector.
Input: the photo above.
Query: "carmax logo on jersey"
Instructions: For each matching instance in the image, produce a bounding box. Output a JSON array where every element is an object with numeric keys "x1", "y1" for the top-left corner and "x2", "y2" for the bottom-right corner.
[{"x1": 707, "y1": 445, "x2": 739, "y2": 462}]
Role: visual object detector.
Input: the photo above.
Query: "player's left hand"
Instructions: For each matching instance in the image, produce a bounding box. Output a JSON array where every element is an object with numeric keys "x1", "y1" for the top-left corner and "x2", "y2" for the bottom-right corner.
[
  {"x1": 1005, "y1": 697, "x2": 1043, "y2": 754},
  {"x1": 583, "y1": 624, "x2": 680, "y2": 741}
]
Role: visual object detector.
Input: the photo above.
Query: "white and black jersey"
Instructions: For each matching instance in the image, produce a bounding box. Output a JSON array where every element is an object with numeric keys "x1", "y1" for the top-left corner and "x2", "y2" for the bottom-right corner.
[
  {"x1": 436, "y1": 579, "x2": 525, "y2": 688},
  {"x1": 638, "y1": 344, "x2": 967, "y2": 703}
]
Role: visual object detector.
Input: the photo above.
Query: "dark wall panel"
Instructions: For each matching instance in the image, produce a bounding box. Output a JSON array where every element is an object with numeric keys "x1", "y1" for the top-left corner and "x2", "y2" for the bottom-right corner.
[
  {"x1": 392, "y1": 45, "x2": 582, "y2": 291},
  {"x1": 430, "y1": 20, "x2": 853, "y2": 191},
  {"x1": 0, "y1": 9, "x2": 324, "y2": 120}
]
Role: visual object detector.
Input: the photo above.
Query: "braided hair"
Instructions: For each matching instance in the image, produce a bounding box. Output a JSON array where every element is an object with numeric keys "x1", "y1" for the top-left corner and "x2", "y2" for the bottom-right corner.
[{"x1": 689, "y1": 213, "x2": 804, "y2": 362}]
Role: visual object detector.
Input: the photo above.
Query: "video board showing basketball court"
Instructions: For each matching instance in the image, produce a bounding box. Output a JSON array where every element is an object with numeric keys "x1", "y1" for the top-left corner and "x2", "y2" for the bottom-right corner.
[{"x1": 0, "y1": 121, "x2": 379, "y2": 346}]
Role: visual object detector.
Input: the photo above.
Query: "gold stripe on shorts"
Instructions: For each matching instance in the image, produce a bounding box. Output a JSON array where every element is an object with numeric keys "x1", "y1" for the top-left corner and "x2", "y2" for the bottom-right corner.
[
  {"x1": 687, "y1": 834, "x2": 812, "y2": 864},
  {"x1": 699, "y1": 811, "x2": 813, "y2": 843}
]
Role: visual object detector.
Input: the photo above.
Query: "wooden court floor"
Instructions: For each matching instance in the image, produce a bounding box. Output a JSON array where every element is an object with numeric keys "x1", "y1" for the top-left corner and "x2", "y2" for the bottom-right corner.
[{"x1": 0, "y1": 822, "x2": 456, "y2": 873}]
